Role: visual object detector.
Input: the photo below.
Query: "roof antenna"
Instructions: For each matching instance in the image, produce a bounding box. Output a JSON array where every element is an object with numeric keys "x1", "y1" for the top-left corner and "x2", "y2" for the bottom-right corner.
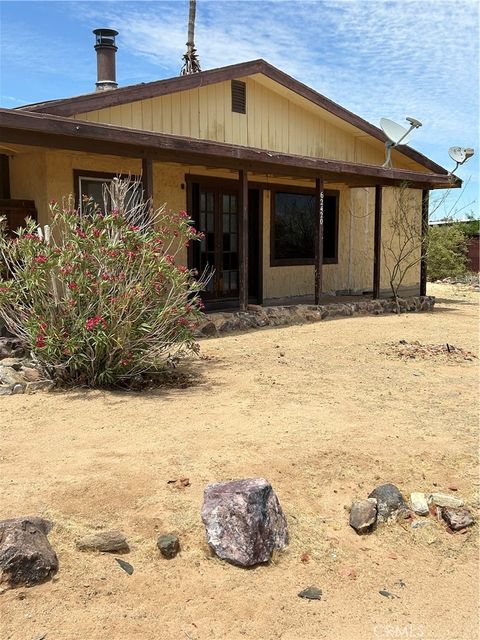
[
  {"x1": 380, "y1": 116, "x2": 422, "y2": 168},
  {"x1": 181, "y1": 0, "x2": 201, "y2": 75},
  {"x1": 448, "y1": 146, "x2": 475, "y2": 175}
]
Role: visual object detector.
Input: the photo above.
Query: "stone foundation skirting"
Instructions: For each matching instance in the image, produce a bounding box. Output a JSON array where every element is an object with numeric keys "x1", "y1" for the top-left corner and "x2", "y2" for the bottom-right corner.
[{"x1": 196, "y1": 296, "x2": 435, "y2": 338}]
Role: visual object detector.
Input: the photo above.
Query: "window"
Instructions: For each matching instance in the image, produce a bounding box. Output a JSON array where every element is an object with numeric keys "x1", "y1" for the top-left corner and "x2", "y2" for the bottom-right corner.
[
  {"x1": 271, "y1": 189, "x2": 338, "y2": 266},
  {"x1": 231, "y1": 80, "x2": 246, "y2": 114},
  {"x1": 74, "y1": 170, "x2": 144, "y2": 220}
]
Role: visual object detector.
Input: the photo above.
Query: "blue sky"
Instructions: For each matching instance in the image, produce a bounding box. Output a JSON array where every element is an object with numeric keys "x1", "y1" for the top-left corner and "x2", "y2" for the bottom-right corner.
[{"x1": 0, "y1": 0, "x2": 478, "y2": 218}]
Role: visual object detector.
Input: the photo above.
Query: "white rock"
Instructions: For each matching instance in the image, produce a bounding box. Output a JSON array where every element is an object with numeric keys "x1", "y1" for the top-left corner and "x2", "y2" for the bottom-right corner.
[
  {"x1": 410, "y1": 492, "x2": 429, "y2": 515},
  {"x1": 428, "y1": 492, "x2": 464, "y2": 508}
]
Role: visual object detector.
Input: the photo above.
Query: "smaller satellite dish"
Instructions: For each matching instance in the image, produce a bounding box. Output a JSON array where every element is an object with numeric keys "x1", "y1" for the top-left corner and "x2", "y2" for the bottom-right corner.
[
  {"x1": 448, "y1": 146, "x2": 475, "y2": 174},
  {"x1": 380, "y1": 116, "x2": 422, "y2": 167}
]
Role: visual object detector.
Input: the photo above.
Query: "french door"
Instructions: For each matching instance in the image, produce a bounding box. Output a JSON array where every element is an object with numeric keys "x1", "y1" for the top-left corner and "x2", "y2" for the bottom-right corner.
[
  {"x1": 197, "y1": 185, "x2": 240, "y2": 300},
  {"x1": 189, "y1": 180, "x2": 260, "y2": 306}
]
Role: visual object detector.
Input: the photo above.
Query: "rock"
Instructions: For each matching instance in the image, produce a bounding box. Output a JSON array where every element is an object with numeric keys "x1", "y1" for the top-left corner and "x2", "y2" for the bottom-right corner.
[
  {"x1": 0, "y1": 366, "x2": 25, "y2": 387},
  {"x1": 12, "y1": 384, "x2": 24, "y2": 394},
  {"x1": 428, "y1": 492, "x2": 464, "y2": 508},
  {"x1": 201, "y1": 478, "x2": 288, "y2": 567},
  {"x1": 25, "y1": 380, "x2": 54, "y2": 394},
  {"x1": 0, "y1": 358, "x2": 22, "y2": 370},
  {"x1": 0, "y1": 517, "x2": 58, "y2": 588},
  {"x1": 199, "y1": 321, "x2": 217, "y2": 337},
  {"x1": 298, "y1": 586, "x2": 322, "y2": 600},
  {"x1": 22, "y1": 367, "x2": 41, "y2": 382},
  {"x1": 349, "y1": 498, "x2": 377, "y2": 534},
  {"x1": 410, "y1": 492, "x2": 429, "y2": 516},
  {"x1": 368, "y1": 484, "x2": 407, "y2": 522},
  {"x1": 441, "y1": 507, "x2": 474, "y2": 531},
  {"x1": 157, "y1": 534, "x2": 180, "y2": 558},
  {"x1": 76, "y1": 530, "x2": 129, "y2": 553},
  {"x1": 115, "y1": 558, "x2": 134, "y2": 575}
]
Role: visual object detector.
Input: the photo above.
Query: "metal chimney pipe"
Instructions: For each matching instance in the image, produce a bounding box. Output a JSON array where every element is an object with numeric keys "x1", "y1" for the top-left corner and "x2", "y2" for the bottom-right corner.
[{"x1": 93, "y1": 28, "x2": 118, "y2": 91}]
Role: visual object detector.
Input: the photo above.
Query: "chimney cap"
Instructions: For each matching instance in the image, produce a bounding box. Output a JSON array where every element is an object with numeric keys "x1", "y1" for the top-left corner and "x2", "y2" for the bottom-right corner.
[{"x1": 93, "y1": 28, "x2": 118, "y2": 49}]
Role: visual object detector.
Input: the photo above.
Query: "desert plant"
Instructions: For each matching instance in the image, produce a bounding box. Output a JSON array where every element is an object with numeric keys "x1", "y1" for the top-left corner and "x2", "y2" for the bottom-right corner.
[
  {"x1": 427, "y1": 221, "x2": 468, "y2": 280},
  {"x1": 0, "y1": 178, "x2": 208, "y2": 386},
  {"x1": 382, "y1": 183, "x2": 425, "y2": 309}
]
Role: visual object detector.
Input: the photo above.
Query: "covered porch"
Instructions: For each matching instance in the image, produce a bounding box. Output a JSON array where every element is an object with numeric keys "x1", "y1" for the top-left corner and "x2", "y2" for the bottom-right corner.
[{"x1": 0, "y1": 108, "x2": 456, "y2": 310}]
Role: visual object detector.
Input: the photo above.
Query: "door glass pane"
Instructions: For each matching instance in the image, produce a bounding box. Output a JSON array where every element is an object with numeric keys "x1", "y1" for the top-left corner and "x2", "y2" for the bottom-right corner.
[
  {"x1": 222, "y1": 194, "x2": 230, "y2": 213},
  {"x1": 223, "y1": 213, "x2": 230, "y2": 233}
]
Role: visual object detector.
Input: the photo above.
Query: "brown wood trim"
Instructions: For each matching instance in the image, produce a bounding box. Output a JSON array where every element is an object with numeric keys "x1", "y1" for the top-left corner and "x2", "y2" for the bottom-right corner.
[
  {"x1": 239, "y1": 169, "x2": 249, "y2": 310},
  {"x1": 257, "y1": 188, "x2": 264, "y2": 305},
  {"x1": 20, "y1": 60, "x2": 265, "y2": 116},
  {"x1": 0, "y1": 109, "x2": 459, "y2": 189},
  {"x1": 0, "y1": 154, "x2": 11, "y2": 199},
  {"x1": 17, "y1": 58, "x2": 447, "y2": 175},
  {"x1": 314, "y1": 177, "x2": 324, "y2": 304},
  {"x1": 269, "y1": 185, "x2": 339, "y2": 267},
  {"x1": 372, "y1": 185, "x2": 383, "y2": 299},
  {"x1": 420, "y1": 189, "x2": 429, "y2": 296},
  {"x1": 142, "y1": 158, "x2": 153, "y2": 203}
]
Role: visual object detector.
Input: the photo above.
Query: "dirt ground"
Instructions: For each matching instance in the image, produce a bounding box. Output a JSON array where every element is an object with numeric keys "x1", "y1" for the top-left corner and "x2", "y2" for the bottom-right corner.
[{"x1": 1, "y1": 283, "x2": 479, "y2": 640}]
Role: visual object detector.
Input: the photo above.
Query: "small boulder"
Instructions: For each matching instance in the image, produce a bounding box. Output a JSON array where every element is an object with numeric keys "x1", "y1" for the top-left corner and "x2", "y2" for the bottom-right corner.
[
  {"x1": 410, "y1": 492, "x2": 429, "y2": 516},
  {"x1": 157, "y1": 534, "x2": 180, "y2": 559},
  {"x1": 201, "y1": 478, "x2": 288, "y2": 567},
  {"x1": 298, "y1": 586, "x2": 322, "y2": 600},
  {"x1": 368, "y1": 484, "x2": 407, "y2": 522},
  {"x1": 76, "y1": 530, "x2": 129, "y2": 553},
  {"x1": 0, "y1": 517, "x2": 58, "y2": 588},
  {"x1": 428, "y1": 493, "x2": 464, "y2": 508},
  {"x1": 349, "y1": 498, "x2": 377, "y2": 534},
  {"x1": 22, "y1": 367, "x2": 42, "y2": 382},
  {"x1": 441, "y1": 507, "x2": 474, "y2": 531}
]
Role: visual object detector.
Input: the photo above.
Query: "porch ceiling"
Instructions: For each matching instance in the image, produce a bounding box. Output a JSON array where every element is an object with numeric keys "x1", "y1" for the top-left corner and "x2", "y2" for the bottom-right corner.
[{"x1": 0, "y1": 108, "x2": 460, "y2": 190}]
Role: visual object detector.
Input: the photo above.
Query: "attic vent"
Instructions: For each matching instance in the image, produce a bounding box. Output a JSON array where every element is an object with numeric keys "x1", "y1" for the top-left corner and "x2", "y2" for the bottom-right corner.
[{"x1": 231, "y1": 80, "x2": 246, "y2": 114}]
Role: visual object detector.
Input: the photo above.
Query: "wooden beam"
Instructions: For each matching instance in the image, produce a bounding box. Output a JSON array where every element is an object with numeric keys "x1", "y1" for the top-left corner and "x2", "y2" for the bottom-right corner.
[
  {"x1": 314, "y1": 177, "x2": 324, "y2": 305},
  {"x1": 239, "y1": 169, "x2": 249, "y2": 311},
  {"x1": 0, "y1": 109, "x2": 460, "y2": 190},
  {"x1": 373, "y1": 185, "x2": 383, "y2": 299},
  {"x1": 420, "y1": 189, "x2": 429, "y2": 296},
  {"x1": 141, "y1": 157, "x2": 153, "y2": 203}
]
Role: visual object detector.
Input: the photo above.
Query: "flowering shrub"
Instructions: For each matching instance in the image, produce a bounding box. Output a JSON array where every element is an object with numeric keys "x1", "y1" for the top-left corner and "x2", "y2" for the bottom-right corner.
[{"x1": 0, "y1": 178, "x2": 208, "y2": 386}]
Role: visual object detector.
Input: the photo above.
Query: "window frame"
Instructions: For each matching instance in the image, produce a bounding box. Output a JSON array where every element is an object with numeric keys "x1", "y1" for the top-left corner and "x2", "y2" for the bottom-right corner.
[
  {"x1": 269, "y1": 186, "x2": 339, "y2": 267},
  {"x1": 73, "y1": 170, "x2": 143, "y2": 215}
]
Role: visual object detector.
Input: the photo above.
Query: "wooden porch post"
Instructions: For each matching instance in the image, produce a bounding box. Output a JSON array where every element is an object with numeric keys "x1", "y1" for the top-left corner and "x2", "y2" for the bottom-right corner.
[
  {"x1": 314, "y1": 177, "x2": 324, "y2": 305},
  {"x1": 420, "y1": 189, "x2": 429, "y2": 297},
  {"x1": 141, "y1": 158, "x2": 153, "y2": 203},
  {"x1": 373, "y1": 185, "x2": 383, "y2": 299},
  {"x1": 239, "y1": 168, "x2": 249, "y2": 310}
]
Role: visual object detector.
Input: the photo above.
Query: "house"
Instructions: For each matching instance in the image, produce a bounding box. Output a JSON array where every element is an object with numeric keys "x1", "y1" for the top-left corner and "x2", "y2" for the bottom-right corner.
[{"x1": 0, "y1": 29, "x2": 459, "y2": 310}]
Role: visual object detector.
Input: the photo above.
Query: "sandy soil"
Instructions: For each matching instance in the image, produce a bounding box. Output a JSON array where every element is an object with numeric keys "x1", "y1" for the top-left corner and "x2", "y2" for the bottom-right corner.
[{"x1": 1, "y1": 283, "x2": 479, "y2": 640}]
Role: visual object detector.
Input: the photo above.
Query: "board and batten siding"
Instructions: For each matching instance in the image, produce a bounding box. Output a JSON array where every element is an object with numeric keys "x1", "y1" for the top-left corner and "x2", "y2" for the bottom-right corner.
[{"x1": 73, "y1": 76, "x2": 427, "y2": 173}]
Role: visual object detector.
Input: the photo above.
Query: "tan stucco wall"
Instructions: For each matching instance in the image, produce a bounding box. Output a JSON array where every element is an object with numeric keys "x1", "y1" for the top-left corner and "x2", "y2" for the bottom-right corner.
[
  {"x1": 9, "y1": 151, "x2": 48, "y2": 225},
  {"x1": 7, "y1": 147, "x2": 421, "y2": 298}
]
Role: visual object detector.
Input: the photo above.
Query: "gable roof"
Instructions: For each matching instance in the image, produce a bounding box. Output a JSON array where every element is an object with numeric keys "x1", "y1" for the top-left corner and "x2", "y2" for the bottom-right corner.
[{"x1": 17, "y1": 59, "x2": 447, "y2": 175}]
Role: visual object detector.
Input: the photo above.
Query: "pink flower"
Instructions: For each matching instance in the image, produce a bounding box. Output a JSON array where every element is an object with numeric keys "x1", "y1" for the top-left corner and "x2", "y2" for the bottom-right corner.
[
  {"x1": 85, "y1": 315, "x2": 107, "y2": 331},
  {"x1": 178, "y1": 265, "x2": 188, "y2": 273},
  {"x1": 75, "y1": 228, "x2": 87, "y2": 239},
  {"x1": 36, "y1": 334, "x2": 46, "y2": 348},
  {"x1": 68, "y1": 282, "x2": 78, "y2": 291},
  {"x1": 34, "y1": 255, "x2": 48, "y2": 264},
  {"x1": 179, "y1": 210, "x2": 189, "y2": 219}
]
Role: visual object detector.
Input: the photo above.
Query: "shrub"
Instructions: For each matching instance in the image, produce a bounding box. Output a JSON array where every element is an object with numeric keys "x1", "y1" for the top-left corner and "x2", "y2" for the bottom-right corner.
[
  {"x1": 0, "y1": 178, "x2": 208, "y2": 386},
  {"x1": 427, "y1": 222, "x2": 468, "y2": 281}
]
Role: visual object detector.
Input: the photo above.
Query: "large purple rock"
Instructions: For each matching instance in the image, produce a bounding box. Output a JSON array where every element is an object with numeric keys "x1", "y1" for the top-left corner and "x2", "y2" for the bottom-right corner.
[
  {"x1": 201, "y1": 478, "x2": 288, "y2": 567},
  {"x1": 0, "y1": 517, "x2": 58, "y2": 588}
]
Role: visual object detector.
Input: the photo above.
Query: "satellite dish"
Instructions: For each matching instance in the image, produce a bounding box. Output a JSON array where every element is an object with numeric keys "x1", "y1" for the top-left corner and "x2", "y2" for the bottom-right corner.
[
  {"x1": 380, "y1": 116, "x2": 422, "y2": 167},
  {"x1": 448, "y1": 146, "x2": 475, "y2": 174}
]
